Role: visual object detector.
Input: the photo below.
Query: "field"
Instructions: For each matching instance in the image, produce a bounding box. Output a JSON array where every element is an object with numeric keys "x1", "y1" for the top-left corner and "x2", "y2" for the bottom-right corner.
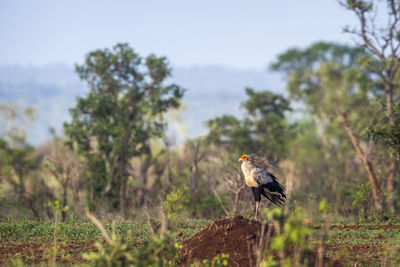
[
  {"x1": 313, "y1": 224, "x2": 400, "y2": 266},
  {"x1": 1, "y1": 217, "x2": 399, "y2": 266}
]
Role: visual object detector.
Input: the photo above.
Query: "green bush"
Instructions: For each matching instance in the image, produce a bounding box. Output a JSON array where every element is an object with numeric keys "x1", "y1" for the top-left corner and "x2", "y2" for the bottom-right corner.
[
  {"x1": 82, "y1": 236, "x2": 133, "y2": 267},
  {"x1": 261, "y1": 207, "x2": 312, "y2": 266}
]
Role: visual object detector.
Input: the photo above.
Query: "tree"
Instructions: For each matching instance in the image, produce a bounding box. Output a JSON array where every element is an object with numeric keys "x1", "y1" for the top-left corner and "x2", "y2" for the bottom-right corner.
[
  {"x1": 343, "y1": 0, "x2": 400, "y2": 211},
  {"x1": 365, "y1": 102, "x2": 400, "y2": 157},
  {"x1": 46, "y1": 136, "x2": 85, "y2": 221},
  {"x1": 0, "y1": 104, "x2": 35, "y2": 147},
  {"x1": 224, "y1": 166, "x2": 246, "y2": 216},
  {"x1": 0, "y1": 104, "x2": 41, "y2": 218},
  {"x1": 64, "y1": 43, "x2": 184, "y2": 217},
  {"x1": 186, "y1": 139, "x2": 206, "y2": 204},
  {"x1": 206, "y1": 88, "x2": 293, "y2": 162},
  {"x1": 271, "y1": 42, "x2": 394, "y2": 212},
  {"x1": 243, "y1": 88, "x2": 293, "y2": 161},
  {"x1": 206, "y1": 115, "x2": 255, "y2": 155}
]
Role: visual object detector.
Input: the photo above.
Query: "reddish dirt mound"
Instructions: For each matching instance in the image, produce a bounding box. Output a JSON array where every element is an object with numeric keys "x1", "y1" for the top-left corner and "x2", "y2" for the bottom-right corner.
[
  {"x1": 179, "y1": 216, "x2": 341, "y2": 267},
  {"x1": 179, "y1": 216, "x2": 261, "y2": 266}
]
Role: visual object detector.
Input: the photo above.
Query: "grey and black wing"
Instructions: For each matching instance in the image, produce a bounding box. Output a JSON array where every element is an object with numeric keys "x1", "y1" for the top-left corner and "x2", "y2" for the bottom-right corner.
[{"x1": 254, "y1": 168, "x2": 286, "y2": 206}]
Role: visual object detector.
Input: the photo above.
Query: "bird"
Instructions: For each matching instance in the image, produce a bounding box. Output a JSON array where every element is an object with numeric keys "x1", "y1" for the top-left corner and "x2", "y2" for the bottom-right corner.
[{"x1": 239, "y1": 154, "x2": 286, "y2": 220}]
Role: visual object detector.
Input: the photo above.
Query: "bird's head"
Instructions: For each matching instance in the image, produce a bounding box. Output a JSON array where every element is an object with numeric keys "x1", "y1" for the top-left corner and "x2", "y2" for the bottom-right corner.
[{"x1": 239, "y1": 154, "x2": 249, "y2": 162}]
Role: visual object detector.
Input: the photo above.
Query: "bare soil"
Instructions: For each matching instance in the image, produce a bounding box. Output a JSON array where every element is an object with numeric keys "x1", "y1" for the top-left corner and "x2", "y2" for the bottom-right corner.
[
  {"x1": 0, "y1": 240, "x2": 95, "y2": 265},
  {"x1": 179, "y1": 216, "x2": 340, "y2": 266}
]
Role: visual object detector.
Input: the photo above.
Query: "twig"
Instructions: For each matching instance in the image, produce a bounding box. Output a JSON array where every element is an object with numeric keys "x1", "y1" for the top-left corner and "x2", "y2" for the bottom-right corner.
[
  {"x1": 255, "y1": 223, "x2": 267, "y2": 267},
  {"x1": 211, "y1": 188, "x2": 230, "y2": 216},
  {"x1": 257, "y1": 223, "x2": 273, "y2": 267},
  {"x1": 85, "y1": 207, "x2": 114, "y2": 245},
  {"x1": 144, "y1": 205, "x2": 155, "y2": 235},
  {"x1": 159, "y1": 206, "x2": 167, "y2": 239},
  {"x1": 247, "y1": 240, "x2": 253, "y2": 267}
]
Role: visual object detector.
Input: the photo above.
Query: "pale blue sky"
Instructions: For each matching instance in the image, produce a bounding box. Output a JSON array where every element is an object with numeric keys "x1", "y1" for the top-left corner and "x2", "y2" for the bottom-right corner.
[{"x1": 0, "y1": 0, "x2": 359, "y2": 69}]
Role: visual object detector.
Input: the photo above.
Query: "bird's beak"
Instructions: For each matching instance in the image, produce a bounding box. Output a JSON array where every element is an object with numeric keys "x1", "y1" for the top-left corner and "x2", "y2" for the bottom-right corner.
[{"x1": 238, "y1": 158, "x2": 242, "y2": 162}]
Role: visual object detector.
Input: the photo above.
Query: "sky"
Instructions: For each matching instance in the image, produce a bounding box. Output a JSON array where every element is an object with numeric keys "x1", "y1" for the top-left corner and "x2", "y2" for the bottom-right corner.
[{"x1": 0, "y1": 0, "x2": 360, "y2": 69}]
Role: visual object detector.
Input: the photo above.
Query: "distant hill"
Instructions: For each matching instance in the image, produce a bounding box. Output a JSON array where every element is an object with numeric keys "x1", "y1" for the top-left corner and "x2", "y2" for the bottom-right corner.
[{"x1": 0, "y1": 64, "x2": 283, "y2": 145}]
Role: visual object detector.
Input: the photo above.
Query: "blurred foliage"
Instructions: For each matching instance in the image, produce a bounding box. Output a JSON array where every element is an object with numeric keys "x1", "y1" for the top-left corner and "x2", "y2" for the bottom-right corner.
[
  {"x1": 267, "y1": 208, "x2": 312, "y2": 252},
  {"x1": 130, "y1": 232, "x2": 178, "y2": 267},
  {"x1": 199, "y1": 253, "x2": 229, "y2": 267},
  {"x1": 162, "y1": 187, "x2": 192, "y2": 227},
  {"x1": 0, "y1": 104, "x2": 45, "y2": 220},
  {"x1": 352, "y1": 183, "x2": 373, "y2": 221},
  {"x1": 260, "y1": 207, "x2": 313, "y2": 266},
  {"x1": 82, "y1": 225, "x2": 178, "y2": 267}
]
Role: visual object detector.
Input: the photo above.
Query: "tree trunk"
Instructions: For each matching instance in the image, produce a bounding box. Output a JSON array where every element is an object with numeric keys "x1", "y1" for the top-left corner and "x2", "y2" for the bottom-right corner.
[
  {"x1": 142, "y1": 166, "x2": 149, "y2": 206},
  {"x1": 384, "y1": 81, "x2": 396, "y2": 213},
  {"x1": 61, "y1": 181, "x2": 68, "y2": 222},
  {"x1": 120, "y1": 175, "x2": 126, "y2": 219},
  {"x1": 341, "y1": 113, "x2": 382, "y2": 211},
  {"x1": 15, "y1": 169, "x2": 26, "y2": 201},
  {"x1": 27, "y1": 197, "x2": 40, "y2": 220},
  {"x1": 385, "y1": 82, "x2": 394, "y2": 119},
  {"x1": 188, "y1": 166, "x2": 197, "y2": 199},
  {"x1": 386, "y1": 158, "x2": 397, "y2": 213},
  {"x1": 72, "y1": 189, "x2": 81, "y2": 220},
  {"x1": 233, "y1": 190, "x2": 240, "y2": 216}
]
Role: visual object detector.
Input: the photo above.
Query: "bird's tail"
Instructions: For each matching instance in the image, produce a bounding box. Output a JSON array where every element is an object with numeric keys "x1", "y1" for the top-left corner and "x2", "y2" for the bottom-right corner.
[{"x1": 261, "y1": 186, "x2": 286, "y2": 206}]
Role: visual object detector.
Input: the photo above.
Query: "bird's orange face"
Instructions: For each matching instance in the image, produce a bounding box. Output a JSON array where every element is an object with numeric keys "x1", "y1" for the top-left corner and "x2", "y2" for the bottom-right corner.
[{"x1": 239, "y1": 155, "x2": 249, "y2": 162}]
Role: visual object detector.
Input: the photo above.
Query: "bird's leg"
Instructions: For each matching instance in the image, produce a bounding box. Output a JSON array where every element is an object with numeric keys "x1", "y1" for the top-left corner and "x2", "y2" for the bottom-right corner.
[{"x1": 255, "y1": 201, "x2": 260, "y2": 220}]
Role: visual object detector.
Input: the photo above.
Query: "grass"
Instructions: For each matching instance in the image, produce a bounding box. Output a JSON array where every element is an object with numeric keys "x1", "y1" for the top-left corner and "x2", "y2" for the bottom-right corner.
[
  {"x1": 0, "y1": 218, "x2": 210, "y2": 266},
  {"x1": 1, "y1": 218, "x2": 399, "y2": 266},
  {"x1": 311, "y1": 224, "x2": 400, "y2": 266},
  {"x1": 0, "y1": 219, "x2": 212, "y2": 243}
]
